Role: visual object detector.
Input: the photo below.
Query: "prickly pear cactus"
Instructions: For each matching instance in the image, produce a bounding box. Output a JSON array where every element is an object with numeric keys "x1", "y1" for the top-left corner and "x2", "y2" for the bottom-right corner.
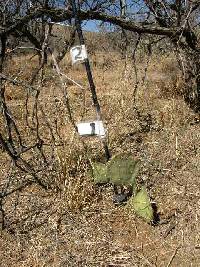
[
  {"x1": 91, "y1": 162, "x2": 109, "y2": 184},
  {"x1": 127, "y1": 187, "x2": 154, "y2": 223},
  {"x1": 107, "y1": 155, "x2": 139, "y2": 190}
]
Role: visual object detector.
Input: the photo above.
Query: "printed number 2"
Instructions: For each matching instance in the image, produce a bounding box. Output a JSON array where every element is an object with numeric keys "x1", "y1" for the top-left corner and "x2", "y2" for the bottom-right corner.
[{"x1": 74, "y1": 47, "x2": 82, "y2": 61}]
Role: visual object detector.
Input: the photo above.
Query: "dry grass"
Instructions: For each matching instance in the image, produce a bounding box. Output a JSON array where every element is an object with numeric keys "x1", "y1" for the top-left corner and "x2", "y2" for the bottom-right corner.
[{"x1": 0, "y1": 50, "x2": 200, "y2": 267}]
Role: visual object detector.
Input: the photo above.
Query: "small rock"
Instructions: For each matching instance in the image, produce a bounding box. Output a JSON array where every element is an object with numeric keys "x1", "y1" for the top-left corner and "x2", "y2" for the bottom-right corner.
[{"x1": 113, "y1": 193, "x2": 128, "y2": 205}]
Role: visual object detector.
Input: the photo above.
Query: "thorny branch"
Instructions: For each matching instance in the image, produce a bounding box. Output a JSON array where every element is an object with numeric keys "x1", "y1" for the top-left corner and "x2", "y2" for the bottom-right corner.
[
  {"x1": 49, "y1": 46, "x2": 77, "y2": 130},
  {"x1": 0, "y1": 24, "x2": 53, "y2": 229},
  {"x1": 0, "y1": 0, "x2": 199, "y2": 230}
]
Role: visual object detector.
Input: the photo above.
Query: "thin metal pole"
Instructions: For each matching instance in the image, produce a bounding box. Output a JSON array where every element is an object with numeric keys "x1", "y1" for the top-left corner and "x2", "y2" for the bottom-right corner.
[{"x1": 71, "y1": 0, "x2": 111, "y2": 161}]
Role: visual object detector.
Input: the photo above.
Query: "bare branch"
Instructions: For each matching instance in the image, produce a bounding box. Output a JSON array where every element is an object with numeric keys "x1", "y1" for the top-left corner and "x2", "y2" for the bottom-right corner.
[
  {"x1": 0, "y1": 7, "x2": 190, "y2": 39},
  {"x1": 0, "y1": 73, "x2": 39, "y2": 93}
]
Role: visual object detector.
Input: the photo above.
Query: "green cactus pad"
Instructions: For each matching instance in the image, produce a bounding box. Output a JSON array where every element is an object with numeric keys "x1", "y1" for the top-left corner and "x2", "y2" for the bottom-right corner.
[
  {"x1": 127, "y1": 187, "x2": 154, "y2": 223},
  {"x1": 91, "y1": 162, "x2": 109, "y2": 184},
  {"x1": 107, "y1": 155, "x2": 139, "y2": 189}
]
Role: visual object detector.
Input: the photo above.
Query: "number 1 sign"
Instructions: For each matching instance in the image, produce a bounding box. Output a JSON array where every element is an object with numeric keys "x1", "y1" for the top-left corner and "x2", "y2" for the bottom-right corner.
[
  {"x1": 70, "y1": 45, "x2": 88, "y2": 65},
  {"x1": 77, "y1": 121, "x2": 106, "y2": 137}
]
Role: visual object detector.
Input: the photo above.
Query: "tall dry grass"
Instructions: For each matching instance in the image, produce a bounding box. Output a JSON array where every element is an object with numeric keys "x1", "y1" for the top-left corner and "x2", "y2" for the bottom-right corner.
[{"x1": 0, "y1": 49, "x2": 199, "y2": 266}]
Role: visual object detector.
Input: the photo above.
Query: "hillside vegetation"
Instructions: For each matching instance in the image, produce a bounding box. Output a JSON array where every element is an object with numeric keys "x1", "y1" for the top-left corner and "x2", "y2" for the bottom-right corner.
[{"x1": 0, "y1": 30, "x2": 200, "y2": 266}]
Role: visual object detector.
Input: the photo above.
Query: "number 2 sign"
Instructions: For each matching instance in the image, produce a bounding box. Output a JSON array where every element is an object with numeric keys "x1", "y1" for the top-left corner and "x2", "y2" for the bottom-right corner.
[{"x1": 70, "y1": 45, "x2": 88, "y2": 65}]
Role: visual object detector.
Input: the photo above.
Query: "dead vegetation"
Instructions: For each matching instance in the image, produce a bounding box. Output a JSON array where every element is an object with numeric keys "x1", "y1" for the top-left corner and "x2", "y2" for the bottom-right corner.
[{"x1": 0, "y1": 45, "x2": 199, "y2": 266}]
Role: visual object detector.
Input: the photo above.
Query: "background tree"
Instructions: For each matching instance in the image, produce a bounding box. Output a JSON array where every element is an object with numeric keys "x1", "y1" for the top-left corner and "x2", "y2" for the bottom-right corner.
[{"x1": 1, "y1": 0, "x2": 199, "y2": 110}]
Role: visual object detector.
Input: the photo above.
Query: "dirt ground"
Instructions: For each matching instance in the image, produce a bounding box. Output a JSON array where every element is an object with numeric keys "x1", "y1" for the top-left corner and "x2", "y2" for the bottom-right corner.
[{"x1": 0, "y1": 51, "x2": 199, "y2": 266}]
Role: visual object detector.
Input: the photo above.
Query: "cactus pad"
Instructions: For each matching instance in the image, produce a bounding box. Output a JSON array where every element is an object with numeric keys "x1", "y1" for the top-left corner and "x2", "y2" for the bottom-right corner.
[
  {"x1": 107, "y1": 155, "x2": 139, "y2": 189},
  {"x1": 127, "y1": 187, "x2": 153, "y2": 223},
  {"x1": 91, "y1": 162, "x2": 109, "y2": 184}
]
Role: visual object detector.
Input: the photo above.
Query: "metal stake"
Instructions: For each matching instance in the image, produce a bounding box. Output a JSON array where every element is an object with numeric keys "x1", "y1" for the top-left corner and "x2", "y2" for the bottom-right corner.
[{"x1": 71, "y1": 0, "x2": 111, "y2": 161}]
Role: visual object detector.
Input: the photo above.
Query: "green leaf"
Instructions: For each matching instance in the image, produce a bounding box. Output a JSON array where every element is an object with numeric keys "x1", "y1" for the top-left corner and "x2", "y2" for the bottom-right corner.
[
  {"x1": 127, "y1": 187, "x2": 154, "y2": 223},
  {"x1": 91, "y1": 162, "x2": 109, "y2": 184}
]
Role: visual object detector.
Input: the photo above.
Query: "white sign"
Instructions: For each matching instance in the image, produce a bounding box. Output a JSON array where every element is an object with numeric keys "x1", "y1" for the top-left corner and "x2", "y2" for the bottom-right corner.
[
  {"x1": 70, "y1": 45, "x2": 87, "y2": 65},
  {"x1": 77, "y1": 121, "x2": 106, "y2": 137}
]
